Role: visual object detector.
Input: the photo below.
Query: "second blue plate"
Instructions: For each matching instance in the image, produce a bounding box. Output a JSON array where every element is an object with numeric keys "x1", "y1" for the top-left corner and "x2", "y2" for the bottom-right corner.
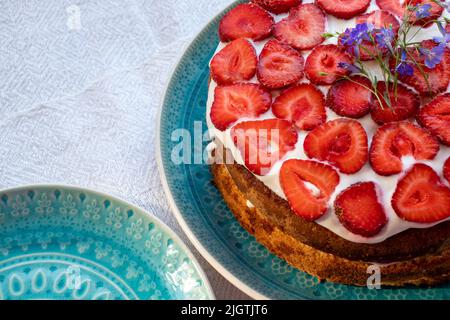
[{"x1": 0, "y1": 185, "x2": 213, "y2": 300}]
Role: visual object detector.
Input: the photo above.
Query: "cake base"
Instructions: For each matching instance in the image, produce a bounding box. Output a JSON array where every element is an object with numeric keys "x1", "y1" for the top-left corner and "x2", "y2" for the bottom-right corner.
[{"x1": 211, "y1": 163, "x2": 450, "y2": 286}]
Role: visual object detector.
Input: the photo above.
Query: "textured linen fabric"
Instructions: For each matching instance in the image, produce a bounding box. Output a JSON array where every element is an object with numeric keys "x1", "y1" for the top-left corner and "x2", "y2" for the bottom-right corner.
[{"x1": 0, "y1": 0, "x2": 250, "y2": 300}]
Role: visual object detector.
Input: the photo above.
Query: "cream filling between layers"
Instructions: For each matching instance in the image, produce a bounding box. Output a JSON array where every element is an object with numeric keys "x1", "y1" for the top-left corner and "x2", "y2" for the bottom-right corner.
[{"x1": 206, "y1": 0, "x2": 450, "y2": 244}]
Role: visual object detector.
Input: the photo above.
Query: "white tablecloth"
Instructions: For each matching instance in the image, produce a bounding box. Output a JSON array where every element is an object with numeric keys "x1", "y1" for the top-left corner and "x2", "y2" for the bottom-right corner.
[{"x1": 0, "y1": 0, "x2": 250, "y2": 299}]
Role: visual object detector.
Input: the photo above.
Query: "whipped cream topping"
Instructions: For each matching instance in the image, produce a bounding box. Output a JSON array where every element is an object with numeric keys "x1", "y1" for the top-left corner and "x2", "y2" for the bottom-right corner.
[{"x1": 206, "y1": 0, "x2": 450, "y2": 244}]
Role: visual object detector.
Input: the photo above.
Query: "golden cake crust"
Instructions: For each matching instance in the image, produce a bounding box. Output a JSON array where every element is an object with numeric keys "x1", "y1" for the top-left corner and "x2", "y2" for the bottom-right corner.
[{"x1": 211, "y1": 162, "x2": 450, "y2": 286}]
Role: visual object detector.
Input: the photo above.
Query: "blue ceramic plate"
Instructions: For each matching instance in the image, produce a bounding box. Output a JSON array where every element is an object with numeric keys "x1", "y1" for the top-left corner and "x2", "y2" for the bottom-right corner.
[
  {"x1": 157, "y1": 1, "x2": 450, "y2": 300},
  {"x1": 0, "y1": 185, "x2": 213, "y2": 300}
]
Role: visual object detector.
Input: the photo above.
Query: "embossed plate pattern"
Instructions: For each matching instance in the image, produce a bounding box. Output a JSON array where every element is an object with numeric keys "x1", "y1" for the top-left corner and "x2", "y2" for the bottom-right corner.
[{"x1": 0, "y1": 185, "x2": 213, "y2": 300}]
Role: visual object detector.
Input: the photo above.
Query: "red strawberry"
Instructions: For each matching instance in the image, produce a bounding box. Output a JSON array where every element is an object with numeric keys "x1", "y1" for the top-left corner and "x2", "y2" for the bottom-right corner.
[
  {"x1": 231, "y1": 119, "x2": 298, "y2": 175},
  {"x1": 344, "y1": 10, "x2": 400, "y2": 61},
  {"x1": 274, "y1": 4, "x2": 326, "y2": 51},
  {"x1": 219, "y1": 3, "x2": 274, "y2": 42},
  {"x1": 391, "y1": 40, "x2": 450, "y2": 96},
  {"x1": 392, "y1": 163, "x2": 450, "y2": 223},
  {"x1": 257, "y1": 39, "x2": 304, "y2": 89},
  {"x1": 417, "y1": 93, "x2": 450, "y2": 146},
  {"x1": 316, "y1": 0, "x2": 370, "y2": 19},
  {"x1": 210, "y1": 39, "x2": 257, "y2": 85},
  {"x1": 369, "y1": 82, "x2": 420, "y2": 125},
  {"x1": 358, "y1": 10, "x2": 400, "y2": 33},
  {"x1": 376, "y1": 0, "x2": 404, "y2": 17},
  {"x1": 252, "y1": 0, "x2": 302, "y2": 14},
  {"x1": 304, "y1": 119, "x2": 368, "y2": 174},
  {"x1": 444, "y1": 157, "x2": 450, "y2": 183},
  {"x1": 272, "y1": 83, "x2": 326, "y2": 130},
  {"x1": 304, "y1": 45, "x2": 354, "y2": 85},
  {"x1": 335, "y1": 182, "x2": 387, "y2": 237},
  {"x1": 326, "y1": 76, "x2": 373, "y2": 118},
  {"x1": 211, "y1": 84, "x2": 272, "y2": 131},
  {"x1": 280, "y1": 159, "x2": 340, "y2": 221},
  {"x1": 370, "y1": 122, "x2": 440, "y2": 176},
  {"x1": 377, "y1": 0, "x2": 442, "y2": 27}
]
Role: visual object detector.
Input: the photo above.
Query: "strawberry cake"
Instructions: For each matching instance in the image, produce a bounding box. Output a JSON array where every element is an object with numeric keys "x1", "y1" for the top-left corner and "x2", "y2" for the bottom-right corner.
[{"x1": 206, "y1": 0, "x2": 450, "y2": 286}]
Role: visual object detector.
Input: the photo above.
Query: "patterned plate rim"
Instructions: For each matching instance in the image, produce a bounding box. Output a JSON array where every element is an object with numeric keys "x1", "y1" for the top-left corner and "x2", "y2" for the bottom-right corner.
[
  {"x1": 0, "y1": 183, "x2": 215, "y2": 300},
  {"x1": 156, "y1": 0, "x2": 269, "y2": 300}
]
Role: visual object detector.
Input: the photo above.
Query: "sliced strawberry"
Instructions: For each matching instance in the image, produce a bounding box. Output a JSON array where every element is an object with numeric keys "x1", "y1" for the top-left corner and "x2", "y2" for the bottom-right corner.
[
  {"x1": 219, "y1": 3, "x2": 274, "y2": 42},
  {"x1": 335, "y1": 182, "x2": 387, "y2": 237},
  {"x1": 369, "y1": 82, "x2": 420, "y2": 125},
  {"x1": 210, "y1": 39, "x2": 257, "y2": 85},
  {"x1": 274, "y1": 4, "x2": 326, "y2": 51},
  {"x1": 304, "y1": 45, "x2": 354, "y2": 85},
  {"x1": 257, "y1": 39, "x2": 304, "y2": 89},
  {"x1": 417, "y1": 93, "x2": 450, "y2": 146},
  {"x1": 211, "y1": 84, "x2": 272, "y2": 131},
  {"x1": 342, "y1": 10, "x2": 400, "y2": 61},
  {"x1": 392, "y1": 163, "x2": 450, "y2": 223},
  {"x1": 272, "y1": 83, "x2": 326, "y2": 130},
  {"x1": 391, "y1": 40, "x2": 450, "y2": 96},
  {"x1": 376, "y1": 0, "x2": 404, "y2": 17},
  {"x1": 326, "y1": 76, "x2": 373, "y2": 118},
  {"x1": 316, "y1": 0, "x2": 370, "y2": 19},
  {"x1": 377, "y1": 0, "x2": 442, "y2": 27},
  {"x1": 231, "y1": 119, "x2": 298, "y2": 175},
  {"x1": 280, "y1": 159, "x2": 340, "y2": 221},
  {"x1": 304, "y1": 119, "x2": 368, "y2": 174},
  {"x1": 370, "y1": 122, "x2": 440, "y2": 176},
  {"x1": 252, "y1": 0, "x2": 302, "y2": 14},
  {"x1": 444, "y1": 157, "x2": 450, "y2": 184},
  {"x1": 358, "y1": 10, "x2": 400, "y2": 33}
]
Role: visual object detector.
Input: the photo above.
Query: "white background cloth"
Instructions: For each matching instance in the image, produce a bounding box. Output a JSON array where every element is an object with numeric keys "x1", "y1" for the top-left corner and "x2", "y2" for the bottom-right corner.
[{"x1": 0, "y1": 0, "x2": 250, "y2": 299}]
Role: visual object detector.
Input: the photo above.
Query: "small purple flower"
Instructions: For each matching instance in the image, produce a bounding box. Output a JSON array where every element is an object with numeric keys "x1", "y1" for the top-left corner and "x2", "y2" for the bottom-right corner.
[
  {"x1": 338, "y1": 62, "x2": 362, "y2": 74},
  {"x1": 340, "y1": 29, "x2": 353, "y2": 46},
  {"x1": 341, "y1": 23, "x2": 375, "y2": 58},
  {"x1": 341, "y1": 23, "x2": 374, "y2": 46},
  {"x1": 375, "y1": 27, "x2": 395, "y2": 53},
  {"x1": 395, "y1": 51, "x2": 414, "y2": 77},
  {"x1": 420, "y1": 44, "x2": 445, "y2": 68},
  {"x1": 414, "y1": 3, "x2": 432, "y2": 19},
  {"x1": 396, "y1": 62, "x2": 414, "y2": 77},
  {"x1": 433, "y1": 22, "x2": 450, "y2": 47}
]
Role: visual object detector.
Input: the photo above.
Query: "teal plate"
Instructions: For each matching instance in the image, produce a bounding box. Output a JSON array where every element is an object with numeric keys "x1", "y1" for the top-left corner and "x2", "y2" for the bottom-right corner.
[
  {"x1": 0, "y1": 185, "x2": 213, "y2": 300},
  {"x1": 157, "y1": 0, "x2": 450, "y2": 300}
]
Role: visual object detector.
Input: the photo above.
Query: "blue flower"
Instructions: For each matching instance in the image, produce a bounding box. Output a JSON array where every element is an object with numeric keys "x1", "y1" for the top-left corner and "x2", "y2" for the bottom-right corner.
[
  {"x1": 420, "y1": 44, "x2": 445, "y2": 68},
  {"x1": 341, "y1": 23, "x2": 374, "y2": 46},
  {"x1": 395, "y1": 50, "x2": 414, "y2": 77},
  {"x1": 415, "y1": 3, "x2": 432, "y2": 19},
  {"x1": 375, "y1": 27, "x2": 395, "y2": 53},
  {"x1": 396, "y1": 62, "x2": 414, "y2": 77},
  {"x1": 433, "y1": 22, "x2": 450, "y2": 47},
  {"x1": 338, "y1": 62, "x2": 362, "y2": 74},
  {"x1": 341, "y1": 23, "x2": 375, "y2": 58}
]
